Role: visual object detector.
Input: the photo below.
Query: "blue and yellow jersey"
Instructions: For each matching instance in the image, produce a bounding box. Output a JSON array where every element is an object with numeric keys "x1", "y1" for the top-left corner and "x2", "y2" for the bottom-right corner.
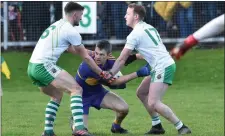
[{"x1": 75, "y1": 51, "x2": 116, "y2": 96}]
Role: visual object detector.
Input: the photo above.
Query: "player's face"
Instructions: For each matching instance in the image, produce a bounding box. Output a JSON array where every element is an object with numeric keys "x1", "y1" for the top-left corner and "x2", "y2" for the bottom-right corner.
[
  {"x1": 73, "y1": 10, "x2": 83, "y2": 26},
  {"x1": 125, "y1": 7, "x2": 135, "y2": 27},
  {"x1": 94, "y1": 47, "x2": 108, "y2": 65}
]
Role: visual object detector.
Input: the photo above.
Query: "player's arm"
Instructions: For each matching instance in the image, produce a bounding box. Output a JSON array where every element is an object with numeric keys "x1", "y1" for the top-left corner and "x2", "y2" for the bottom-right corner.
[
  {"x1": 86, "y1": 49, "x2": 95, "y2": 56},
  {"x1": 111, "y1": 32, "x2": 140, "y2": 73},
  {"x1": 125, "y1": 53, "x2": 144, "y2": 66},
  {"x1": 110, "y1": 47, "x2": 132, "y2": 75},
  {"x1": 111, "y1": 63, "x2": 150, "y2": 85},
  {"x1": 67, "y1": 46, "x2": 94, "y2": 56},
  {"x1": 136, "y1": 54, "x2": 144, "y2": 59},
  {"x1": 104, "y1": 72, "x2": 137, "y2": 90},
  {"x1": 110, "y1": 72, "x2": 137, "y2": 85},
  {"x1": 101, "y1": 64, "x2": 151, "y2": 87}
]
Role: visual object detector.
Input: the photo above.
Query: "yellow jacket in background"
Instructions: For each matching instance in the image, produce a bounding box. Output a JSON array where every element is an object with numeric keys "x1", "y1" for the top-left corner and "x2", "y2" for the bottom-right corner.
[{"x1": 154, "y1": 2, "x2": 192, "y2": 21}]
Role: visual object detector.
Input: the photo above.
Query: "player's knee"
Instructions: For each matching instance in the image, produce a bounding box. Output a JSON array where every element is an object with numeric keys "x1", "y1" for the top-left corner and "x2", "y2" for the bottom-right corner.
[
  {"x1": 148, "y1": 100, "x2": 157, "y2": 110},
  {"x1": 117, "y1": 102, "x2": 129, "y2": 114},
  {"x1": 136, "y1": 88, "x2": 146, "y2": 100},
  {"x1": 51, "y1": 96, "x2": 62, "y2": 104},
  {"x1": 123, "y1": 103, "x2": 129, "y2": 114},
  {"x1": 54, "y1": 93, "x2": 63, "y2": 103},
  {"x1": 70, "y1": 85, "x2": 83, "y2": 95},
  {"x1": 136, "y1": 90, "x2": 142, "y2": 99}
]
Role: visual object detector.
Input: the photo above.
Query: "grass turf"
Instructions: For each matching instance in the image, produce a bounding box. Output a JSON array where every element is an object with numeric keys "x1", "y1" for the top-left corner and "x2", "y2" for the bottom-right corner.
[{"x1": 1, "y1": 48, "x2": 224, "y2": 136}]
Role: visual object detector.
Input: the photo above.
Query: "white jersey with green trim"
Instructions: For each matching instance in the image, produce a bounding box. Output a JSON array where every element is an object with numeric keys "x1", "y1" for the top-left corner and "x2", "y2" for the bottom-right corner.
[
  {"x1": 29, "y1": 19, "x2": 82, "y2": 64},
  {"x1": 125, "y1": 21, "x2": 174, "y2": 71}
]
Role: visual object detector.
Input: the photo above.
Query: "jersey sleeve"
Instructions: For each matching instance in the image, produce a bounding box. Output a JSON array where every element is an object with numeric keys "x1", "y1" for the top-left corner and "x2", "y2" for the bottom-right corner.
[
  {"x1": 67, "y1": 28, "x2": 82, "y2": 46},
  {"x1": 125, "y1": 32, "x2": 139, "y2": 50}
]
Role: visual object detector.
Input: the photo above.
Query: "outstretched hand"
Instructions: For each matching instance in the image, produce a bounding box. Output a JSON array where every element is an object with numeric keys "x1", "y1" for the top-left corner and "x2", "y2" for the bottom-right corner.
[{"x1": 100, "y1": 71, "x2": 115, "y2": 84}]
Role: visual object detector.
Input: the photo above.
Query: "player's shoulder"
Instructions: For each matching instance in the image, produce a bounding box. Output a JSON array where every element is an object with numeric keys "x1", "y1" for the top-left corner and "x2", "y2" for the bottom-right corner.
[
  {"x1": 65, "y1": 26, "x2": 81, "y2": 39},
  {"x1": 59, "y1": 20, "x2": 79, "y2": 33},
  {"x1": 128, "y1": 22, "x2": 149, "y2": 38},
  {"x1": 127, "y1": 29, "x2": 137, "y2": 39},
  {"x1": 136, "y1": 21, "x2": 155, "y2": 31},
  {"x1": 64, "y1": 24, "x2": 78, "y2": 33},
  {"x1": 107, "y1": 53, "x2": 116, "y2": 60},
  {"x1": 79, "y1": 61, "x2": 92, "y2": 72}
]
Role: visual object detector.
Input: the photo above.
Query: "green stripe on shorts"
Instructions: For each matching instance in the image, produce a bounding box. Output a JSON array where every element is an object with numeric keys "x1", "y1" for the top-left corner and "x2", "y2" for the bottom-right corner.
[
  {"x1": 27, "y1": 62, "x2": 61, "y2": 87},
  {"x1": 163, "y1": 64, "x2": 176, "y2": 85},
  {"x1": 151, "y1": 70, "x2": 156, "y2": 82}
]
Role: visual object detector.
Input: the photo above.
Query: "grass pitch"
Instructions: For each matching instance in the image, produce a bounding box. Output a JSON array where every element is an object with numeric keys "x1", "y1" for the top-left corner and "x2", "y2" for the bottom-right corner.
[{"x1": 1, "y1": 48, "x2": 224, "y2": 136}]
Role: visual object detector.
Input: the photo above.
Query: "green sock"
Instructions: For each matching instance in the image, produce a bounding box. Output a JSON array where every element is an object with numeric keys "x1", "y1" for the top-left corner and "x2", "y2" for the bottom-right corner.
[
  {"x1": 44, "y1": 100, "x2": 60, "y2": 134},
  {"x1": 70, "y1": 95, "x2": 85, "y2": 130}
]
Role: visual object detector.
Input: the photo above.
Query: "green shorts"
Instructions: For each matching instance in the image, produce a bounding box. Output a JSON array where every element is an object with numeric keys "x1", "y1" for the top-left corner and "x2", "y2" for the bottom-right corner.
[
  {"x1": 151, "y1": 63, "x2": 176, "y2": 85},
  {"x1": 27, "y1": 62, "x2": 62, "y2": 87}
]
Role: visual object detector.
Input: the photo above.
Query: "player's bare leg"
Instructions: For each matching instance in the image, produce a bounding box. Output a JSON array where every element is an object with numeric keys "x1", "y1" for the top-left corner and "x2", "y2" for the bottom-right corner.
[
  {"x1": 147, "y1": 82, "x2": 191, "y2": 135},
  {"x1": 82, "y1": 115, "x2": 88, "y2": 130},
  {"x1": 171, "y1": 14, "x2": 225, "y2": 60},
  {"x1": 100, "y1": 92, "x2": 129, "y2": 134},
  {"x1": 136, "y1": 76, "x2": 165, "y2": 134},
  {"x1": 193, "y1": 14, "x2": 224, "y2": 41},
  {"x1": 51, "y1": 70, "x2": 93, "y2": 136},
  {"x1": 40, "y1": 85, "x2": 63, "y2": 103},
  {"x1": 137, "y1": 76, "x2": 158, "y2": 117}
]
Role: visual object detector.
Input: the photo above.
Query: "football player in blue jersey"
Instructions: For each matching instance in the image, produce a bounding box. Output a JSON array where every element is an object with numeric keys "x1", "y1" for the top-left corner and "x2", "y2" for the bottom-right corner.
[{"x1": 70, "y1": 40, "x2": 151, "y2": 134}]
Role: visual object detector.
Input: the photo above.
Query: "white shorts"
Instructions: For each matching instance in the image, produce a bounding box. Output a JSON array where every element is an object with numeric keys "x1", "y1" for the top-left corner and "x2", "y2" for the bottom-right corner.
[{"x1": 151, "y1": 63, "x2": 176, "y2": 85}]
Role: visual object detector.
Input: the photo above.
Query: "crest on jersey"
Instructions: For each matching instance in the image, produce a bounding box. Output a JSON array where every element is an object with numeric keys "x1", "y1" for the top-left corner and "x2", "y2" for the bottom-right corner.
[
  {"x1": 157, "y1": 74, "x2": 161, "y2": 79},
  {"x1": 51, "y1": 68, "x2": 57, "y2": 73}
]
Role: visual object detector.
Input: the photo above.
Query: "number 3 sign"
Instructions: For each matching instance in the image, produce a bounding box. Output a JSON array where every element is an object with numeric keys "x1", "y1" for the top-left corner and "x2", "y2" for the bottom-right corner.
[{"x1": 62, "y1": 2, "x2": 97, "y2": 34}]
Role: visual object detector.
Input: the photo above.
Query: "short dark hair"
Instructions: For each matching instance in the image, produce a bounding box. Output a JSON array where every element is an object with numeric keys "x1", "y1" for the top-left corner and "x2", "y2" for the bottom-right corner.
[
  {"x1": 64, "y1": 2, "x2": 84, "y2": 14},
  {"x1": 128, "y1": 3, "x2": 146, "y2": 20},
  {"x1": 96, "y1": 40, "x2": 112, "y2": 54}
]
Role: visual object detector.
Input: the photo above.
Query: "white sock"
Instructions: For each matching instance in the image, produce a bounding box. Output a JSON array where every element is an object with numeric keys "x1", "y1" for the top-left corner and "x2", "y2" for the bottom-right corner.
[
  {"x1": 175, "y1": 121, "x2": 183, "y2": 130},
  {"x1": 152, "y1": 116, "x2": 161, "y2": 126}
]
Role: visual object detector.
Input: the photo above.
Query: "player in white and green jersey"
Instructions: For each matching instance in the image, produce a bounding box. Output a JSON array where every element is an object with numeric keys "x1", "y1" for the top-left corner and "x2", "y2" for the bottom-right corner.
[
  {"x1": 27, "y1": 2, "x2": 114, "y2": 136},
  {"x1": 109, "y1": 3, "x2": 191, "y2": 135}
]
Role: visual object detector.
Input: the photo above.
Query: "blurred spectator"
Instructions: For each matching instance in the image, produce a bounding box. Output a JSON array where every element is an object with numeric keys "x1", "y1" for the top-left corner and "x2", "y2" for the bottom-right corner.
[
  {"x1": 92, "y1": 2, "x2": 107, "y2": 39},
  {"x1": 154, "y1": 2, "x2": 193, "y2": 37},
  {"x1": 143, "y1": 2, "x2": 167, "y2": 37},
  {"x1": 1, "y1": 1, "x2": 223, "y2": 42},
  {"x1": 216, "y1": 2, "x2": 225, "y2": 15},
  {"x1": 201, "y1": 2, "x2": 217, "y2": 23},
  {"x1": 1, "y1": 2, "x2": 3, "y2": 41},
  {"x1": 176, "y1": 2, "x2": 194, "y2": 37},
  {"x1": 8, "y1": 2, "x2": 24, "y2": 41},
  {"x1": 22, "y1": 2, "x2": 49, "y2": 41},
  {"x1": 109, "y1": 1, "x2": 130, "y2": 39},
  {"x1": 49, "y1": 2, "x2": 55, "y2": 24}
]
